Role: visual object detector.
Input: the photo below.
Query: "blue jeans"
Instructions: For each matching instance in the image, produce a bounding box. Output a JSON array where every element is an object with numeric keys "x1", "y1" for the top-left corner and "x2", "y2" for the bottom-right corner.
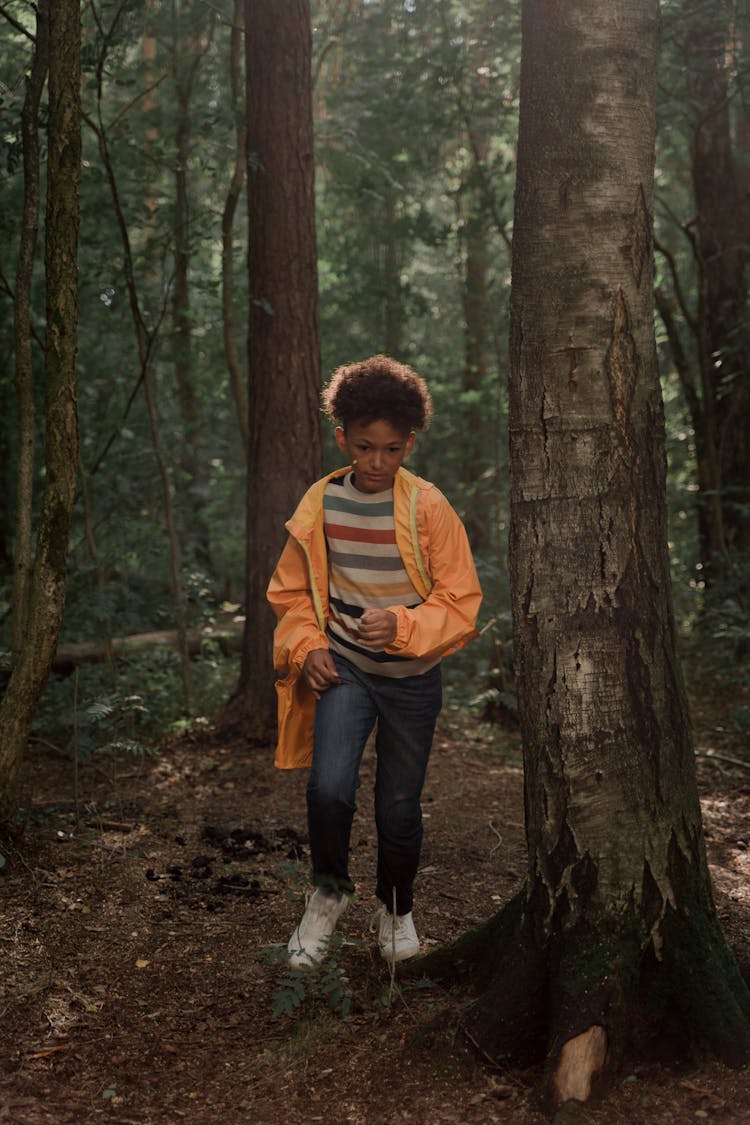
[{"x1": 306, "y1": 653, "x2": 442, "y2": 915}]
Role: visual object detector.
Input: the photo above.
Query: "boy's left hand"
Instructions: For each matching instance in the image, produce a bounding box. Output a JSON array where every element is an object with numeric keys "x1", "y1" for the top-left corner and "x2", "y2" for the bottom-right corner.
[{"x1": 357, "y1": 609, "x2": 397, "y2": 648}]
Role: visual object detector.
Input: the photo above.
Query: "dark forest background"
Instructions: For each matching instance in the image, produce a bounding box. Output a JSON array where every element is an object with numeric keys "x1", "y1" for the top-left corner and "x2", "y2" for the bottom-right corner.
[{"x1": 0, "y1": 0, "x2": 748, "y2": 773}]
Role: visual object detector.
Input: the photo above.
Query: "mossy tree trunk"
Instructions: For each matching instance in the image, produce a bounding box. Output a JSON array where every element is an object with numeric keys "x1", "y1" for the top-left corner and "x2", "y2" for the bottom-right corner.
[
  {"x1": 420, "y1": 0, "x2": 750, "y2": 1110},
  {"x1": 231, "y1": 0, "x2": 321, "y2": 738},
  {"x1": 0, "y1": 0, "x2": 80, "y2": 826}
]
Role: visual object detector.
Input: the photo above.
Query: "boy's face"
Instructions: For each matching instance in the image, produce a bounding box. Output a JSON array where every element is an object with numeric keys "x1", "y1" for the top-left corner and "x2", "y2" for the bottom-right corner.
[{"x1": 335, "y1": 419, "x2": 416, "y2": 494}]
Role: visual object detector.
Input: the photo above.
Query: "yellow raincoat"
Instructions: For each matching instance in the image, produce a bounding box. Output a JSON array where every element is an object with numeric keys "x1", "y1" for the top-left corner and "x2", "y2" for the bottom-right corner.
[{"x1": 267, "y1": 465, "x2": 482, "y2": 768}]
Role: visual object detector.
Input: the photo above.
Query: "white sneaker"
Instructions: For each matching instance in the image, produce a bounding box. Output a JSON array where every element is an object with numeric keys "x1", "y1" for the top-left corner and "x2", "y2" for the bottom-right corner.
[
  {"x1": 287, "y1": 888, "x2": 349, "y2": 968},
  {"x1": 371, "y1": 904, "x2": 420, "y2": 963}
]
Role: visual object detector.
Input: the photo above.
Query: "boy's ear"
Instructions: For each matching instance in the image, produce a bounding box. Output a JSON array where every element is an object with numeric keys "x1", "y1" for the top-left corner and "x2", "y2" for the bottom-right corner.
[
  {"x1": 405, "y1": 431, "x2": 416, "y2": 457},
  {"x1": 334, "y1": 426, "x2": 348, "y2": 455}
]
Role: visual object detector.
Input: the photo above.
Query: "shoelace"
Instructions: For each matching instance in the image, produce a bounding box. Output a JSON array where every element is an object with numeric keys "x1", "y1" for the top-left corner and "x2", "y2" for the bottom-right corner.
[{"x1": 369, "y1": 891, "x2": 400, "y2": 959}]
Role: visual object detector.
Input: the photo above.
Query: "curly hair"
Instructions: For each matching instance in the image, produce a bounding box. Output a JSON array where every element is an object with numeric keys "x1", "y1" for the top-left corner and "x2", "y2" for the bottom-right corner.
[{"x1": 322, "y1": 355, "x2": 433, "y2": 433}]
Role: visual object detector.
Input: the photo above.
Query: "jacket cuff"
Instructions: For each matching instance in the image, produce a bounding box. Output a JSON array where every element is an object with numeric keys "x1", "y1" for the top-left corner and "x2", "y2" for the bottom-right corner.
[
  {"x1": 292, "y1": 634, "x2": 329, "y2": 671},
  {"x1": 384, "y1": 605, "x2": 410, "y2": 652}
]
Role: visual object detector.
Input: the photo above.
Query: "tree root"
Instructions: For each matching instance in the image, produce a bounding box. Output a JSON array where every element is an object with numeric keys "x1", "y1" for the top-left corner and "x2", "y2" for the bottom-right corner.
[
  {"x1": 550, "y1": 1025, "x2": 608, "y2": 1106},
  {"x1": 411, "y1": 876, "x2": 750, "y2": 1115}
]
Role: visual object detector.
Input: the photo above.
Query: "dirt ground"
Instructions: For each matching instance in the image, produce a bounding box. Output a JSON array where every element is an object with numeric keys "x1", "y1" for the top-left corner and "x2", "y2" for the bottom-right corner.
[{"x1": 2, "y1": 685, "x2": 750, "y2": 1125}]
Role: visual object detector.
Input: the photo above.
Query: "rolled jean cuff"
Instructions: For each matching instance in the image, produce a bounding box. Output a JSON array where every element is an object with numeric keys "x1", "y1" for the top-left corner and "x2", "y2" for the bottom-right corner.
[{"x1": 312, "y1": 872, "x2": 355, "y2": 897}]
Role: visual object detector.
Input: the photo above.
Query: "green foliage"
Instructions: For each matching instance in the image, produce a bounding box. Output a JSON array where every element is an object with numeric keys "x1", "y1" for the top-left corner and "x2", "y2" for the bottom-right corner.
[
  {"x1": 263, "y1": 937, "x2": 354, "y2": 1019},
  {"x1": 30, "y1": 647, "x2": 237, "y2": 760},
  {"x1": 0, "y1": 0, "x2": 748, "y2": 757},
  {"x1": 314, "y1": 0, "x2": 518, "y2": 533},
  {"x1": 72, "y1": 691, "x2": 151, "y2": 762}
]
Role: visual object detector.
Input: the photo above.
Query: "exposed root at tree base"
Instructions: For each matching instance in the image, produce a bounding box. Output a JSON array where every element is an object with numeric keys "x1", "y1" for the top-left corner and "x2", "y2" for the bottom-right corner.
[
  {"x1": 412, "y1": 882, "x2": 750, "y2": 1115},
  {"x1": 551, "y1": 1025, "x2": 608, "y2": 1105}
]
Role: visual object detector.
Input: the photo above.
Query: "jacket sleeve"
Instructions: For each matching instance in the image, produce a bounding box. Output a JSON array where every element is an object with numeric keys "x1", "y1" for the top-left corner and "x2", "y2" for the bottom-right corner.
[
  {"x1": 267, "y1": 535, "x2": 329, "y2": 676},
  {"x1": 385, "y1": 491, "x2": 482, "y2": 661}
]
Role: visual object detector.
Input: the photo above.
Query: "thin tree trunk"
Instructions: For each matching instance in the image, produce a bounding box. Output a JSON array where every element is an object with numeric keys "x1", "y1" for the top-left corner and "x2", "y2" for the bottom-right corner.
[
  {"x1": 86, "y1": 7, "x2": 194, "y2": 713},
  {"x1": 457, "y1": 130, "x2": 491, "y2": 550},
  {"x1": 222, "y1": 0, "x2": 249, "y2": 460},
  {"x1": 654, "y1": 284, "x2": 726, "y2": 570},
  {"x1": 11, "y1": 0, "x2": 49, "y2": 661},
  {"x1": 0, "y1": 0, "x2": 80, "y2": 824},
  {"x1": 170, "y1": 5, "x2": 212, "y2": 569},
  {"x1": 382, "y1": 191, "x2": 403, "y2": 357},
  {"x1": 77, "y1": 447, "x2": 116, "y2": 681},
  {"x1": 685, "y1": 2, "x2": 750, "y2": 555}
]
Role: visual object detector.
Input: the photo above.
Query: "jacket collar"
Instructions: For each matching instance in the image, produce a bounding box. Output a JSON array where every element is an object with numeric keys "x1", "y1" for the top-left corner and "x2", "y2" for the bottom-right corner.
[{"x1": 286, "y1": 465, "x2": 430, "y2": 540}]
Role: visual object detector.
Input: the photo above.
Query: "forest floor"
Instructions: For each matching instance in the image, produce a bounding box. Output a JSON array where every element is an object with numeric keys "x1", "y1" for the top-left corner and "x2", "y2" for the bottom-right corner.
[{"x1": 2, "y1": 672, "x2": 750, "y2": 1125}]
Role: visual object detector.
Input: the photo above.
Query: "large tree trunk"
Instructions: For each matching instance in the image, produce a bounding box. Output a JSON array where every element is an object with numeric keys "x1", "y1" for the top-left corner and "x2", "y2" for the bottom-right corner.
[
  {"x1": 231, "y1": 0, "x2": 321, "y2": 739},
  {"x1": 420, "y1": 0, "x2": 750, "y2": 1110},
  {"x1": 0, "y1": 0, "x2": 80, "y2": 825}
]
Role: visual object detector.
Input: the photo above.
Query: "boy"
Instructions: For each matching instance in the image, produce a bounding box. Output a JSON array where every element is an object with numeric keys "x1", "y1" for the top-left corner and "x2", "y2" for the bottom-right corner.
[{"x1": 267, "y1": 355, "x2": 481, "y2": 968}]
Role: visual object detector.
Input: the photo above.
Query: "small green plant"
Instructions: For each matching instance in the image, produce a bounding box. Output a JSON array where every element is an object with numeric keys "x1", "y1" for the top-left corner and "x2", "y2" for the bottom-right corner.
[
  {"x1": 262, "y1": 938, "x2": 354, "y2": 1019},
  {"x1": 69, "y1": 689, "x2": 152, "y2": 762}
]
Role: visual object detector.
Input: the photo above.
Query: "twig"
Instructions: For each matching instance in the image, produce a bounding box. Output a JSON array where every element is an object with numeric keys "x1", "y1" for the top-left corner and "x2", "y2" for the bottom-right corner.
[
  {"x1": 83, "y1": 819, "x2": 133, "y2": 833},
  {"x1": 437, "y1": 888, "x2": 462, "y2": 902},
  {"x1": 460, "y1": 1022, "x2": 505, "y2": 1070},
  {"x1": 489, "y1": 820, "x2": 503, "y2": 856},
  {"x1": 696, "y1": 750, "x2": 750, "y2": 772},
  {"x1": 0, "y1": 3, "x2": 35, "y2": 40}
]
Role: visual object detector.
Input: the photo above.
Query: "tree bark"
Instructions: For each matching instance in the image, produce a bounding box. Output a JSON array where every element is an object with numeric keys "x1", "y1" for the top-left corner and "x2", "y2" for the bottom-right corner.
[
  {"x1": 170, "y1": 4, "x2": 213, "y2": 570},
  {"x1": 222, "y1": 0, "x2": 249, "y2": 460},
  {"x1": 457, "y1": 130, "x2": 491, "y2": 550},
  {"x1": 0, "y1": 0, "x2": 80, "y2": 825},
  {"x1": 419, "y1": 0, "x2": 750, "y2": 1109},
  {"x1": 10, "y1": 0, "x2": 49, "y2": 661},
  {"x1": 231, "y1": 0, "x2": 321, "y2": 739}
]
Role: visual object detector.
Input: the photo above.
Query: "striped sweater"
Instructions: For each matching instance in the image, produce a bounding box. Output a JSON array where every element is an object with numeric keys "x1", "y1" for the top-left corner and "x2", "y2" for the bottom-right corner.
[{"x1": 323, "y1": 472, "x2": 438, "y2": 677}]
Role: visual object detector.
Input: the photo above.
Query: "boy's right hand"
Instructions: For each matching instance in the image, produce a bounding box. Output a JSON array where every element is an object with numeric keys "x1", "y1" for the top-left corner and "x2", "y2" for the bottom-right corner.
[{"x1": 302, "y1": 649, "x2": 341, "y2": 699}]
